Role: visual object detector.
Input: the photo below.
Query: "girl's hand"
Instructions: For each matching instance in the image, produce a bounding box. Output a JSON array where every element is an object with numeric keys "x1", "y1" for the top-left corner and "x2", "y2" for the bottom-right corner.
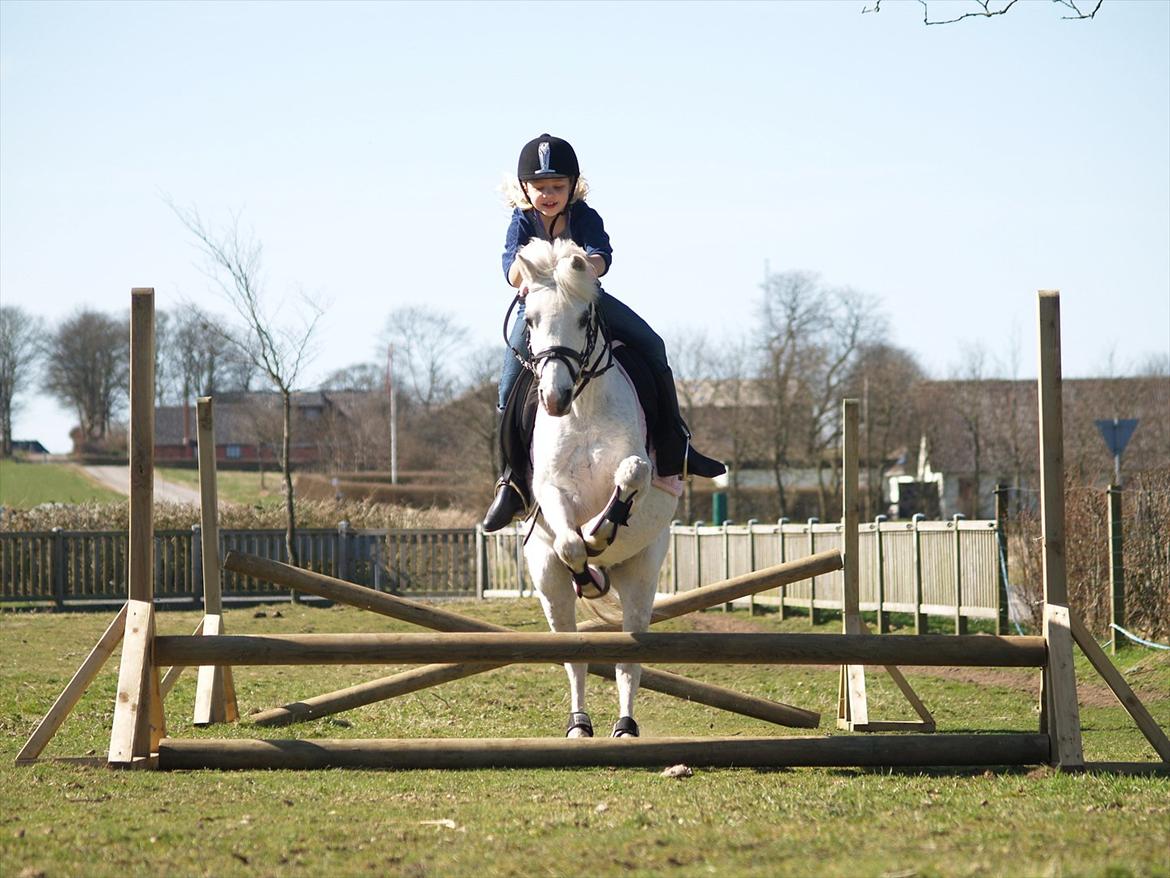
[{"x1": 518, "y1": 284, "x2": 529, "y2": 299}]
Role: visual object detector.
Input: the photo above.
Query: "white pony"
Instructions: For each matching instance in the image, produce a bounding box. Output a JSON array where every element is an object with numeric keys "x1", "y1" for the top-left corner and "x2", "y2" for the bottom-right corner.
[{"x1": 510, "y1": 237, "x2": 679, "y2": 739}]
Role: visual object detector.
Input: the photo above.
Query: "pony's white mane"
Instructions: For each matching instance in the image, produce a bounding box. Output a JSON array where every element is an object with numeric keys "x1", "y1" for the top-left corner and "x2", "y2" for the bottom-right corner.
[{"x1": 517, "y1": 238, "x2": 598, "y2": 307}]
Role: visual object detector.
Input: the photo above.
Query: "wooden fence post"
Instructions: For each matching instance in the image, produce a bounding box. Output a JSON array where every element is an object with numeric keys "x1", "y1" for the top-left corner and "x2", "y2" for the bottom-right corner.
[
  {"x1": 807, "y1": 519, "x2": 819, "y2": 626},
  {"x1": 475, "y1": 525, "x2": 486, "y2": 599},
  {"x1": 191, "y1": 524, "x2": 203, "y2": 609},
  {"x1": 953, "y1": 513, "x2": 967, "y2": 634},
  {"x1": 912, "y1": 513, "x2": 926, "y2": 634},
  {"x1": 337, "y1": 520, "x2": 350, "y2": 583},
  {"x1": 778, "y1": 518, "x2": 788, "y2": 619},
  {"x1": 693, "y1": 521, "x2": 703, "y2": 590},
  {"x1": 994, "y1": 483, "x2": 1010, "y2": 635},
  {"x1": 52, "y1": 527, "x2": 66, "y2": 609},
  {"x1": 722, "y1": 520, "x2": 732, "y2": 611},
  {"x1": 1107, "y1": 484, "x2": 1124, "y2": 654},
  {"x1": 874, "y1": 515, "x2": 888, "y2": 634},
  {"x1": 747, "y1": 519, "x2": 758, "y2": 614}
]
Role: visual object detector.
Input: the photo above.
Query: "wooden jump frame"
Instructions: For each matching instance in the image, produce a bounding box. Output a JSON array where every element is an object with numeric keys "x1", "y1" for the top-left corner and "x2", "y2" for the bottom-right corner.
[{"x1": 17, "y1": 288, "x2": 1170, "y2": 773}]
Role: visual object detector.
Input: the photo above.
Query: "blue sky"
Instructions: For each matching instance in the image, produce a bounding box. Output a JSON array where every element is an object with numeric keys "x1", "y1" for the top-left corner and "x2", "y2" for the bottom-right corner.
[{"x1": 2, "y1": 0, "x2": 1168, "y2": 453}]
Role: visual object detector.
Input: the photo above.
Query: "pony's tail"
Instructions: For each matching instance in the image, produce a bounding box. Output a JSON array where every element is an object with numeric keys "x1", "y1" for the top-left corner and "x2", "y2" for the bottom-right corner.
[{"x1": 578, "y1": 587, "x2": 623, "y2": 628}]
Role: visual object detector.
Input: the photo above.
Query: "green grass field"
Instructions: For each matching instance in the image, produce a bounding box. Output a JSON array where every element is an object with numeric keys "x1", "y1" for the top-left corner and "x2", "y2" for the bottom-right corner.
[
  {"x1": 156, "y1": 466, "x2": 284, "y2": 506},
  {"x1": 0, "y1": 459, "x2": 123, "y2": 507},
  {"x1": 2, "y1": 601, "x2": 1167, "y2": 877}
]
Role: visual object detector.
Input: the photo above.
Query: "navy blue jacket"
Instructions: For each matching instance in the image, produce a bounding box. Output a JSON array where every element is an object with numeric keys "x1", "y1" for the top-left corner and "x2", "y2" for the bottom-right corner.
[{"x1": 501, "y1": 201, "x2": 613, "y2": 281}]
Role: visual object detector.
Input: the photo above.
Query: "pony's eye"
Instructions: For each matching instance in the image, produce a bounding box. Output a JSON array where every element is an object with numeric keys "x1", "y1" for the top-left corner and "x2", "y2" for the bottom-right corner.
[{"x1": 578, "y1": 313, "x2": 589, "y2": 329}]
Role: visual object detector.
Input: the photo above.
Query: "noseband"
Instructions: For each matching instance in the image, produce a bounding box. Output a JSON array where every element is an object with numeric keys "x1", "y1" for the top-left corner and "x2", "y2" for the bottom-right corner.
[{"x1": 503, "y1": 292, "x2": 615, "y2": 400}]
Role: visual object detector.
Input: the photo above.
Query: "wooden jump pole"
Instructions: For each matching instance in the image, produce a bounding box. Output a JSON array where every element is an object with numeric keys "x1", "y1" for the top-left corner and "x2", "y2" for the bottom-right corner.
[
  {"x1": 109, "y1": 288, "x2": 163, "y2": 768},
  {"x1": 1036, "y1": 291, "x2": 1085, "y2": 769},
  {"x1": 225, "y1": 550, "x2": 842, "y2": 727},
  {"x1": 158, "y1": 733, "x2": 1051, "y2": 771},
  {"x1": 155, "y1": 630, "x2": 1049, "y2": 668},
  {"x1": 192, "y1": 397, "x2": 239, "y2": 726}
]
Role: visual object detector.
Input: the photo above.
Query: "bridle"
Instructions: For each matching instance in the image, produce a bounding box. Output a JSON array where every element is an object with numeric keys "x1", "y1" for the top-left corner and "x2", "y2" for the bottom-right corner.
[{"x1": 502, "y1": 291, "x2": 615, "y2": 401}]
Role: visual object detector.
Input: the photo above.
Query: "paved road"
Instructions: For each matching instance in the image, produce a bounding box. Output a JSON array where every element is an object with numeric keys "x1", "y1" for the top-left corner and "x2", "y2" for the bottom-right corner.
[{"x1": 82, "y1": 465, "x2": 202, "y2": 504}]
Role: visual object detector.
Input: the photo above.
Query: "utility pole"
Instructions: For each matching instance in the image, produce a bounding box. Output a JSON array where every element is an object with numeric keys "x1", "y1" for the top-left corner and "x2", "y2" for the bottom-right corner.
[{"x1": 387, "y1": 345, "x2": 398, "y2": 485}]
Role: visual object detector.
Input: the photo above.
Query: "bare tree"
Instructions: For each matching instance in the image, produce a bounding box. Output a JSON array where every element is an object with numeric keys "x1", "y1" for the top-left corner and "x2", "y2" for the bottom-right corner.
[
  {"x1": 42, "y1": 309, "x2": 129, "y2": 450},
  {"x1": 0, "y1": 306, "x2": 45, "y2": 456},
  {"x1": 844, "y1": 342, "x2": 926, "y2": 518},
  {"x1": 319, "y1": 361, "x2": 383, "y2": 392},
  {"x1": 863, "y1": 0, "x2": 1103, "y2": 25},
  {"x1": 379, "y1": 307, "x2": 469, "y2": 410},
  {"x1": 944, "y1": 340, "x2": 995, "y2": 517},
  {"x1": 169, "y1": 202, "x2": 321, "y2": 568},
  {"x1": 667, "y1": 327, "x2": 716, "y2": 522},
  {"x1": 757, "y1": 272, "x2": 885, "y2": 518},
  {"x1": 159, "y1": 304, "x2": 258, "y2": 406},
  {"x1": 707, "y1": 334, "x2": 765, "y2": 522},
  {"x1": 756, "y1": 271, "x2": 822, "y2": 517}
]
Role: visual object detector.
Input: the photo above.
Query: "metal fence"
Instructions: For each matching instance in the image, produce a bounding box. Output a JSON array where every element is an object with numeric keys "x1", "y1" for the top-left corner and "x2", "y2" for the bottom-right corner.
[{"x1": 2, "y1": 518, "x2": 1007, "y2": 631}]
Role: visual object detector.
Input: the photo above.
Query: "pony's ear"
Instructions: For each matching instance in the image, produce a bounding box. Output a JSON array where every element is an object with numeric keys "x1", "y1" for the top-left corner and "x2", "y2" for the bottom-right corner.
[
  {"x1": 569, "y1": 254, "x2": 588, "y2": 272},
  {"x1": 514, "y1": 253, "x2": 537, "y2": 283}
]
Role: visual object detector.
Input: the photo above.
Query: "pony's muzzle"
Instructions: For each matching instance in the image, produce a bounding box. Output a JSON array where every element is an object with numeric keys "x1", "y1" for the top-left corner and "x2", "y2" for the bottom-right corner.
[
  {"x1": 542, "y1": 385, "x2": 573, "y2": 416},
  {"x1": 538, "y1": 362, "x2": 575, "y2": 416}
]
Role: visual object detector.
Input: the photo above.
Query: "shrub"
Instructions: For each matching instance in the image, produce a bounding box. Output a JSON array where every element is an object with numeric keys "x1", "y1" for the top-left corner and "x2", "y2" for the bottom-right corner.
[
  {"x1": 1007, "y1": 467, "x2": 1169, "y2": 641},
  {"x1": 0, "y1": 498, "x2": 475, "y2": 532}
]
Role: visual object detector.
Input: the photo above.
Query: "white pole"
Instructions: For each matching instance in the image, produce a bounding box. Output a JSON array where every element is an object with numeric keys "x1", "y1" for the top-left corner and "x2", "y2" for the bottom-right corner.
[{"x1": 387, "y1": 345, "x2": 398, "y2": 485}]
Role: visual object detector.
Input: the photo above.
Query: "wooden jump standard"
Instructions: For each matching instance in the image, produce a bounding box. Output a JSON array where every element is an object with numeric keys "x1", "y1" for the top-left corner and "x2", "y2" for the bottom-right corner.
[{"x1": 224, "y1": 549, "x2": 842, "y2": 728}]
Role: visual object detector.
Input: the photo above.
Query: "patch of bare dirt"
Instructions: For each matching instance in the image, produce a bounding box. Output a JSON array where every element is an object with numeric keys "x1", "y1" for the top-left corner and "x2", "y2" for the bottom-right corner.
[{"x1": 688, "y1": 612, "x2": 772, "y2": 634}]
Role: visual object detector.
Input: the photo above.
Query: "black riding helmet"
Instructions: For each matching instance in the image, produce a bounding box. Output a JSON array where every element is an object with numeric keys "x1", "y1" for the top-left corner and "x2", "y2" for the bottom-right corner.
[{"x1": 517, "y1": 134, "x2": 579, "y2": 181}]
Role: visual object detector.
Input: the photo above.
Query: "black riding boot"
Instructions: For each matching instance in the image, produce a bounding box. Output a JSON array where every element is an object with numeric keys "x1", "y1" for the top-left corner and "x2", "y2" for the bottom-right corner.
[
  {"x1": 483, "y1": 469, "x2": 529, "y2": 532},
  {"x1": 482, "y1": 371, "x2": 537, "y2": 532},
  {"x1": 652, "y1": 365, "x2": 726, "y2": 479}
]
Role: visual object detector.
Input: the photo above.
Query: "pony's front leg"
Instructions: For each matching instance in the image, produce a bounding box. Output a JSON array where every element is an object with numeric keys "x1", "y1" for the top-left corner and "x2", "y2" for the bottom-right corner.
[
  {"x1": 608, "y1": 530, "x2": 670, "y2": 738},
  {"x1": 535, "y1": 482, "x2": 589, "y2": 576},
  {"x1": 527, "y1": 539, "x2": 591, "y2": 738},
  {"x1": 581, "y1": 455, "x2": 652, "y2": 557}
]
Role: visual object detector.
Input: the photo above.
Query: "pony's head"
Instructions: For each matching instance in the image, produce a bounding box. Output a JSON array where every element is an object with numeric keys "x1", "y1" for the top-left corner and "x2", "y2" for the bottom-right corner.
[{"x1": 512, "y1": 238, "x2": 603, "y2": 416}]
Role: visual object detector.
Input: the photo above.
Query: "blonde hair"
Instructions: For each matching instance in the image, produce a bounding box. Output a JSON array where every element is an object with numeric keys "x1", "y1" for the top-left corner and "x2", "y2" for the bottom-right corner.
[{"x1": 501, "y1": 175, "x2": 591, "y2": 210}]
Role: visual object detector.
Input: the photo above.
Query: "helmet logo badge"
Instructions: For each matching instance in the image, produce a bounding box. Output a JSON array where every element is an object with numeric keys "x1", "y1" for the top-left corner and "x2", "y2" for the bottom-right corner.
[{"x1": 538, "y1": 141, "x2": 552, "y2": 174}]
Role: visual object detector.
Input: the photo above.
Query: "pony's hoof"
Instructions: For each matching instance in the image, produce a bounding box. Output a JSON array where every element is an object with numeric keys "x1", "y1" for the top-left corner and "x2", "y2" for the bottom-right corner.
[
  {"x1": 611, "y1": 716, "x2": 640, "y2": 738},
  {"x1": 566, "y1": 711, "x2": 594, "y2": 738},
  {"x1": 572, "y1": 565, "x2": 610, "y2": 600}
]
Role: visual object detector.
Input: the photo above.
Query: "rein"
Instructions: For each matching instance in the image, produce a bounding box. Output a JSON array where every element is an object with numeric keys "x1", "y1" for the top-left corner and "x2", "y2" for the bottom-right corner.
[{"x1": 502, "y1": 292, "x2": 616, "y2": 401}]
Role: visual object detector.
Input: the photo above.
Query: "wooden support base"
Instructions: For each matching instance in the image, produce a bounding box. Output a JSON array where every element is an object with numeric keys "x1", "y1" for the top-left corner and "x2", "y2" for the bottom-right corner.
[
  {"x1": 16, "y1": 604, "x2": 128, "y2": 765},
  {"x1": 158, "y1": 733, "x2": 1051, "y2": 771},
  {"x1": 109, "y1": 600, "x2": 164, "y2": 768},
  {"x1": 837, "y1": 620, "x2": 936, "y2": 733},
  {"x1": 192, "y1": 614, "x2": 239, "y2": 726}
]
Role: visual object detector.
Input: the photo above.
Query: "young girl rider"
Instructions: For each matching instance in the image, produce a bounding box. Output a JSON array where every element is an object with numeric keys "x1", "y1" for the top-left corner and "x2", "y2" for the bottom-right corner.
[{"x1": 483, "y1": 133, "x2": 725, "y2": 531}]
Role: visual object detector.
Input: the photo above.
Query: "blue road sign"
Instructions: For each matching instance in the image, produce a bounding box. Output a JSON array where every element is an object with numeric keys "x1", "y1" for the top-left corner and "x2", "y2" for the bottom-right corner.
[{"x1": 1095, "y1": 419, "x2": 1139, "y2": 457}]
